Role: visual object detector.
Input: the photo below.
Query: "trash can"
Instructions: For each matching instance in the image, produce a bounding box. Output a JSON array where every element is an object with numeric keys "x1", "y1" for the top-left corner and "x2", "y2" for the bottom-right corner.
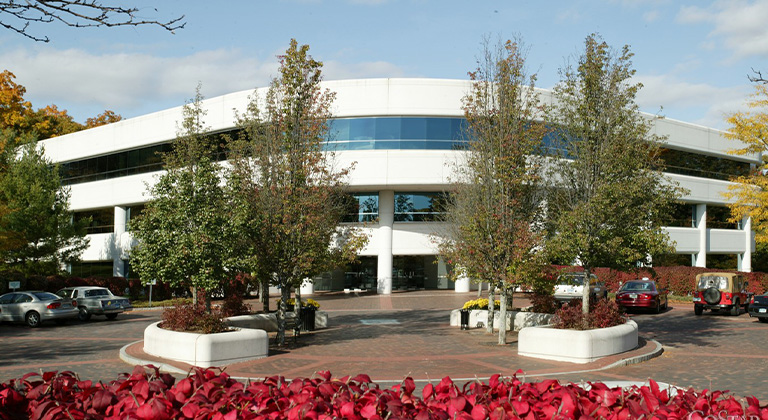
[
  {"x1": 300, "y1": 307, "x2": 316, "y2": 331},
  {"x1": 460, "y1": 309, "x2": 470, "y2": 330}
]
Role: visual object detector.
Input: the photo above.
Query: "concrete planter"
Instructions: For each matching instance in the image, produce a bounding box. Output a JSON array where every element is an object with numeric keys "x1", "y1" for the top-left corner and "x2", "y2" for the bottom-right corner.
[
  {"x1": 143, "y1": 322, "x2": 269, "y2": 368},
  {"x1": 517, "y1": 320, "x2": 638, "y2": 364},
  {"x1": 449, "y1": 309, "x2": 553, "y2": 331},
  {"x1": 225, "y1": 311, "x2": 328, "y2": 331}
]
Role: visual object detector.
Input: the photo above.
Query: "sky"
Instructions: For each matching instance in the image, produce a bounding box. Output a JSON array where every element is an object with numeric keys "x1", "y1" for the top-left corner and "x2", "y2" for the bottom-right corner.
[{"x1": 1, "y1": 0, "x2": 767, "y2": 130}]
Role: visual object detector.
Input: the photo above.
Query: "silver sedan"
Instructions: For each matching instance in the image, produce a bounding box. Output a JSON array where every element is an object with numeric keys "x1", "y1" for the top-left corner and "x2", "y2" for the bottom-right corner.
[{"x1": 0, "y1": 291, "x2": 79, "y2": 327}]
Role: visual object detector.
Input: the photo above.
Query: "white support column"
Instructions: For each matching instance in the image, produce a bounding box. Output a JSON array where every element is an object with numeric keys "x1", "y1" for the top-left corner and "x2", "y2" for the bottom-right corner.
[
  {"x1": 740, "y1": 216, "x2": 752, "y2": 272},
  {"x1": 113, "y1": 206, "x2": 127, "y2": 277},
  {"x1": 377, "y1": 190, "x2": 394, "y2": 294},
  {"x1": 299, "y1": 278, "x2": 314, "y2": 295},
  {"x1": 695, "y1": 204, "x2": 707, "y2": 268},
  {"x1": 454, "y1": 270, "x2": 470, "y2": 293}
]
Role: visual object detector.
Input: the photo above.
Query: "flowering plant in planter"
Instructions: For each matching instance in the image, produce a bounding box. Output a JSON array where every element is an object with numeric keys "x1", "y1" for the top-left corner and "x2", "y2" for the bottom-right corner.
[
  {"x1": 461, "y1": 298, "x2": 501, "y2": 310},
  {"x1": 280, "y1": 297, "x2": 320, "y2": 310}
]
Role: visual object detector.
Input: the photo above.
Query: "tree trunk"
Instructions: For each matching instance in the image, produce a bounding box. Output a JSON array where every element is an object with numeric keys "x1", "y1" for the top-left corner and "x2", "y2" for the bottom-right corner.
[
  {"x1": 498, "y1": 285, "x2": 507, "y2": 345},
  {"x1": 582, "y1": 267, "x2": 591, "y2": 316},
  {"x1": 276, "y1": 285, "x2": 291, "y2": 346},
  {"x1": 192, "y1": 286, "x2": 198, "y2": 306},
  {"x1": 477, "y1": 282, "x2": 483, "y2": 298},
  {"x1": 261, "y1": 278, "x2": 270, "y2": 312},
  {"x1": 295, "y1": 287, "x2": 302, "y2": 333},
  {"x1": 486, "y1": 286, "x2": 495, "y2": 334}
]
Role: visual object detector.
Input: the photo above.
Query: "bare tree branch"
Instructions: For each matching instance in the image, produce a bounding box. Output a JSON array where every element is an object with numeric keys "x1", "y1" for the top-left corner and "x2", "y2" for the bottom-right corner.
[
  {"x1": 748, "y1": 68, "x2": 768, "y2": 84},
  {"x1": 0, "y1": 1, "x2": 185, "y2": 42}
]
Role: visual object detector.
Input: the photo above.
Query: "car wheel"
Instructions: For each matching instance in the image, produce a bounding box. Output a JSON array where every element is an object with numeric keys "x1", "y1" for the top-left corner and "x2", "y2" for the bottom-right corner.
[
  {"x1": 106, "y1": 313, "x2": 118, "y2": 320},
  {"x1": 78, "y1": 307, "x2": 91, "y2": 322},
  {"x1": 694, "y1": 305, "x2": 703, "y2": 316},
  {"x1": 730, "y1": 300, "x2": 740, "y2": 316},
  {"x1": 654, "y1": 299, "x2": 661, "y2": 314},
  {"x1": 703, "y1": 287, "x2": 721, "y2": 305},
  {"x1": 25, "y1": 311, "x2": 41, "y2": 328}
]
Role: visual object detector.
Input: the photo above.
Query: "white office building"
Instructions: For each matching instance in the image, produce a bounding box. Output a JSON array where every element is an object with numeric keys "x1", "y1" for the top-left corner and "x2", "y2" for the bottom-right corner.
[{"x1": 38, "y1": 79, "x2": 759, "y2": 294}]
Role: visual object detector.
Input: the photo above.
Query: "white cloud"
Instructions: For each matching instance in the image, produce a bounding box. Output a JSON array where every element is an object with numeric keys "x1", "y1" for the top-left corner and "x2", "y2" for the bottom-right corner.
[
  {"x1": 676, "y1": 0, "x2": 768, "y2": 60},
  {"x1": 635, "y1": 73, "x2": 752, "y2": 128},
  {"x1": 323, "y1": 60, "x2": 406, "y2": 80},
  {"x1": 643, "y1": 10, "x2": 660, "y2": 22},
  {"x1": 0, "y1": 46, "x2": 408, "y2": 121},
  {"x1": 2, "y1": 46, "x2": 277, "y2": 119}
]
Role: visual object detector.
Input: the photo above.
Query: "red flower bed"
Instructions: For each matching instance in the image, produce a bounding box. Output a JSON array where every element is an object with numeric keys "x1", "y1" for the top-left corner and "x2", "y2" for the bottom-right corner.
[{"x1": 1, "y1": 366, "x2": 766, "y2": 419}]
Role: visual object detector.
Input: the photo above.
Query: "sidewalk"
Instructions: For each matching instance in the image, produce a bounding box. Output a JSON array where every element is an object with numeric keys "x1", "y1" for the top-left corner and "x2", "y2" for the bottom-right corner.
[{"x1": 121, "y1": 290, "x2": 663, "y2": 388}]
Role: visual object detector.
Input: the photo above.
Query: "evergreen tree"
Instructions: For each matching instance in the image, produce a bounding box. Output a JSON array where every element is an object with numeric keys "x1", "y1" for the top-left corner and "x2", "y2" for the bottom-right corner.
[{"x1": 0, "y1": 136, "x2": 89, "y2": 274}]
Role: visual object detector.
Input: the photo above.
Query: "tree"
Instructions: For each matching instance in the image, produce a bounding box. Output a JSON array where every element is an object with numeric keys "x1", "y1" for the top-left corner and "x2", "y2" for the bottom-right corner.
[
  {"x1": 129, "y1": 87, "x2": 233, "y2": 310},
  {"x1": 1, "y1": 1, "x2": 185, "y2": 42},
  {"x1": 0, "y1": 136, "x2": 90, "y2": 274},
  {"x1": 723, "y1": 82, "x2": 768, "y2": 243},
  {"x1": 85, "y1": 110, "x2": 122, "y2": 128},
  {"x1": 439, "y1": 38, "x2": 548, "y2": 345},
  {"x1": 545, "y1": 34, "x2": 684, "y2": 315},
  {"x1": 227, "y1": 39, "x2": 367, "y2": 346},
  {"x1": 0, "y1": 70, "x2": 33, "y2": 134},
  {"x1": 1, "y1": 69, "x2": 122, "y2": 139}
]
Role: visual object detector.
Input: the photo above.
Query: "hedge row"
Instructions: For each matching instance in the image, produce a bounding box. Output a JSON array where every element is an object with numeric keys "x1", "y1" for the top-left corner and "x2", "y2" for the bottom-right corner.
[
  {"x1": 0, "y1": 366, "x2": 765, "y2": 419},
  {"x1": 0, "y1": 271, "x2": 179, "y2": 301},
  {"x1": 589, "y1": 266, "x2": 768, "y2": 296},
  {"x1": 551, "y1": 266, "x2": 768, "y2": 296}
]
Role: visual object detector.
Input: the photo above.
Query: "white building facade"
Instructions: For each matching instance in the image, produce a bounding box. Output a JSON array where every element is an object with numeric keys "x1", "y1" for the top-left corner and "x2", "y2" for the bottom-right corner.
[{"x1": 38, "y1": 79, "x2": 759, "y2": 294}]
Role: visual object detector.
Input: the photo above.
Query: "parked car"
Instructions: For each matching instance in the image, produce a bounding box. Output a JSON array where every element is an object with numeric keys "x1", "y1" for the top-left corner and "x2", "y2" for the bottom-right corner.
[
  {"x1": 0, "y1": 291, "x2": 79, "y2": 327},
  {"x1": 553, "y1": 272, "x2": 607, "y2": 304},
  {"x1": 615, "y1": 278, "x2": 668, "y2": 313},
  {"x1": 692, "y1": 272, "x2": 751, "y2": 316},
  {"x1": 56, "y1": 286, "x2": 132, "y2": 321},
  {"x1": 747, "y1": 294, "x2": 768, "y2": 323}
]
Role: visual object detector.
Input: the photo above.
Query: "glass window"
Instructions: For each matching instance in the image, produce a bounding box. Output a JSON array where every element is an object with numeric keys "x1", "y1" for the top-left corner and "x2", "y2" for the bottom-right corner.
[
  {"x1": 658, "y1": 148, "x2": 751, "y2": 181},
  {"x1": 342, "y1": 193, "x2": 379, "y2": 223},
  {"x1": 707, "y1": 206, "x2": 738, "y2": 229},
  {"x1": 74, "y1": 208, "x2": 114, "y2": 234},
  {"x1": 666, "y1": 203, "x2": 695, "y2": 228},
  {"x1": 69, "y1": 261, "x2": 114, "y2": 278},
  {"x1": 394, "y1": 192, "x2": 448, "y2": 222}
]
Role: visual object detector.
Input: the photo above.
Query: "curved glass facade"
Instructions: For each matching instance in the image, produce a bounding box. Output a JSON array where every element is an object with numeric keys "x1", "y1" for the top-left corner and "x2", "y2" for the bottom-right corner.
[
  {"x1": 58, "y1": 117, "x2": 751, "y2": 185},
  {"x1": 325, "y1": 117, "x2": 467, "y2": 150}
]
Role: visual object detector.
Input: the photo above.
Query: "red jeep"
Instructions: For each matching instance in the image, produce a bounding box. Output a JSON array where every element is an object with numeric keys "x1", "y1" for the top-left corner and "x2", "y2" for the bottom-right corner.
[{"x1": 692, "y1": 272, "x2": 751, "y2": 316}]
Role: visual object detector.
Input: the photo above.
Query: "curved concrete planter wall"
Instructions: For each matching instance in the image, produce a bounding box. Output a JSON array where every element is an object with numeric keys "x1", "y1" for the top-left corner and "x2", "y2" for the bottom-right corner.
[
  {"x1": 144, "y1": 322, "x2": 269, "y2": 368},
  {"x1": 517, "y1": 320, "x2": 638, "y2": 364},
  {"x1": 226, "y1": 311, "x2": 328, "y2": 331},
  {"x1": 449, "y1": 309, "x2": 553, "y2": 331}
]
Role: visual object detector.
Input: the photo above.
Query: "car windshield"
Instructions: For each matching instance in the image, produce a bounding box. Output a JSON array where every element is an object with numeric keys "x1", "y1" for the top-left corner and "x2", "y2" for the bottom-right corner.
[
  {"x1": 619, "y1": 282, "x2": 655, "y2": 292},
  {"x1": 698, "y1": 275, "x2": 728, "y2": 290},
  {"x1": 85, "y1": 289, "x2": 110, "y2": 297},
  {"x1": 558, "y1": 275, "x2": 585, "y2": 286},
  {"x1": 33, "y1": 292, "x2": 60, "y2": 301}
]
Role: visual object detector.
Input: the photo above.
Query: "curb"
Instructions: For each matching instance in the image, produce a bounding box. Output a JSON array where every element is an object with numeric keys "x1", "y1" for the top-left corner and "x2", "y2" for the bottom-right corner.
[{"x1": 119, "y1": 341, "x2": 188, "y2": 376}]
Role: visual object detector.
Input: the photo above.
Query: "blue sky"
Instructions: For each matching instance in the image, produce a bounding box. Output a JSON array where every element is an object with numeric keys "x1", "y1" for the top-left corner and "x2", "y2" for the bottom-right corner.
[{"x1": 2, "y1": 0, "x2": 767, "y2": 129}]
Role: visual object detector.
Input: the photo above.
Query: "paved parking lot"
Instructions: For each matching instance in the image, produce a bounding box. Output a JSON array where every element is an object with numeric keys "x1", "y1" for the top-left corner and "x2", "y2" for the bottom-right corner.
[{"x1": 1, "y1": 290, "x2": 766, "y2": 401}]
